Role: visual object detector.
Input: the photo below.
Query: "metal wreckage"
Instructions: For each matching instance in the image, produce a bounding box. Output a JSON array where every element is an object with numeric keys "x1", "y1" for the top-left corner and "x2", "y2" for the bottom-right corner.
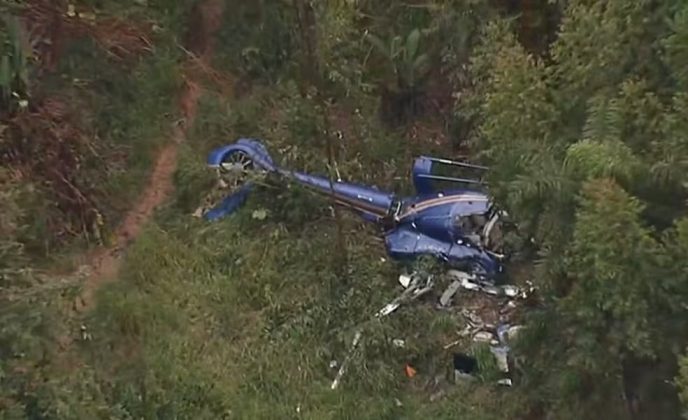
[{"x1": 199, "y1": 138, "x2": 533, "y2": 388}]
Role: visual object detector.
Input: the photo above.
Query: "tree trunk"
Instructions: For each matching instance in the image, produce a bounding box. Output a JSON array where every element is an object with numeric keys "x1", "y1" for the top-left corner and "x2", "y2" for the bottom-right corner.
[{"x1": 293, "y1": 0, "x2": 349, "y2": 278}]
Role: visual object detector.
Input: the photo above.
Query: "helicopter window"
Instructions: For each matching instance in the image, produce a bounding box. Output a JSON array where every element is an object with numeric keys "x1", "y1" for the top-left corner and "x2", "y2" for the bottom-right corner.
[{"x1": 455, "y1": 214, "x2": 486, "y2": 246}]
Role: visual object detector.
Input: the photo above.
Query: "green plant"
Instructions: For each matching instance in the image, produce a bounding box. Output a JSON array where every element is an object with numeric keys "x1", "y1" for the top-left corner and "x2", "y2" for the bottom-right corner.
[{"x1": 366, "y1": 28, "x2": 432, "y2": 123}]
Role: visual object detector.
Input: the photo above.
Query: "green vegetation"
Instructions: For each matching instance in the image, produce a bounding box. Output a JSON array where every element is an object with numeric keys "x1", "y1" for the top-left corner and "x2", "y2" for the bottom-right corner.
[{"x1": 3, "y1": 0, "x2": 688, "y2": 419}]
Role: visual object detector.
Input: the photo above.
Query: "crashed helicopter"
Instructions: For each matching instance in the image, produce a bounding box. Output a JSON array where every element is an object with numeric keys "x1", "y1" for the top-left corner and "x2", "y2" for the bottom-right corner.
[{"x1": 201, "y1": 138, "x2": 509, "y2": 284}]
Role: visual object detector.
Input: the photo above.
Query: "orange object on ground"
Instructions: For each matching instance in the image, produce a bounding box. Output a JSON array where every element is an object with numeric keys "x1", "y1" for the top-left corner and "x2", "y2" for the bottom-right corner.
[{"x1": 405, "y1": 364, "x2": 417, "y2": 378}]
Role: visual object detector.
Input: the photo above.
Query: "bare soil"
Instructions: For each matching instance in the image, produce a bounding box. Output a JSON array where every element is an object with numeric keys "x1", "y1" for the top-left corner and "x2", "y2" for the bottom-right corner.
[{"x1": 69, "y1": 0, "x2": 224, "y2": 313}]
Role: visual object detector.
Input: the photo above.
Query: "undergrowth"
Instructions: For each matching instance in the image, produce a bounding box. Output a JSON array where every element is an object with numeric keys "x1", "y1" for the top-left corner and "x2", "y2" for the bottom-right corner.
[{"x1": 0, "y1": 1, "x2": 189, "y2": 416}]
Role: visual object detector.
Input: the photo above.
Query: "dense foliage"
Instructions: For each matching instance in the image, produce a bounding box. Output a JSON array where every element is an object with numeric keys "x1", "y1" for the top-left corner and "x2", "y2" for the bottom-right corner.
[
  {"x1": 466, "y1": 2, "x2": 688, "y2": 418},
  {"x1": 2, "y1": 0, "x2": 688, "y2": 419}
]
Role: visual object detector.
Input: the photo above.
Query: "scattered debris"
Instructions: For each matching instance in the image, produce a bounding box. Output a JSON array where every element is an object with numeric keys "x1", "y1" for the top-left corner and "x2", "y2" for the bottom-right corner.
[
  {"x1": 448, "y1": 269, "x2": 531, "y2": 299},
  {"x1": 376, "y1": 273, "x2": 434, "y2": 318},
  {"x1": 331, "y1": 267, "x2": 531, "y2": 391},
  {"x1": 331, "y1": 273, "x2": 434, "y2": 390}
]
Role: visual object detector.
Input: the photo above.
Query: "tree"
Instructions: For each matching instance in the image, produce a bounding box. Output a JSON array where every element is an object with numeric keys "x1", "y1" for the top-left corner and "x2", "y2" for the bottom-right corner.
[{"x1": 462, "y1": 0, "x2": 688, "y2": 417}]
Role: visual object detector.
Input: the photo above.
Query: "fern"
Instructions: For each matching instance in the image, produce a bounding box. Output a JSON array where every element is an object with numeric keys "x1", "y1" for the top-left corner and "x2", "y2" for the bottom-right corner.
[
  {"x1": 581, "y1": 95, "x2": 623, "y2": 144},
  {"x1": 565, "y1": 139, "x2": 640, "y2": 182},
  {"x1": 663, "y1": 5, "x2": 688, "y2": 88}
]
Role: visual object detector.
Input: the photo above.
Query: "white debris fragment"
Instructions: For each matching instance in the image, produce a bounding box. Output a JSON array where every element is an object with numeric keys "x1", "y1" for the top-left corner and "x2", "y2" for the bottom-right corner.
[
  {"x1": 447, "y1": 269, "x2": 528, "y2": 299},
  {"x1": 501, "y1": 300, "x2": 517, "y2": 311},
  {"x1": 482, "y1": 285, "x2": 501, "y2": 296},
  {"x1": 80, "y1": 324, "x2": 92, "y2": 341},
  {"x1": 460, "y1": 277, "x2": 481, "y2": 292},
  {"x1": 490, "y1": 346, "x2": 510, "y2": 373},
  {"x1": 398, "y1": 273, "x2": 412, "y2": 288},
  {"x1": 457, "y1": 325, "x2": 474, "y2": 337},
  {"x1": 482, "y1": 212, "x2": 500, "y2": 249},
  {"x1": 473, "y1": 331, "x2": 497, "y2": 344},
  {"x1": 376, "y1": 302, "x2": 401, "y2": 318},
  {"x1": 331, "y1": 331, "x2": 362, "y2": 390},
  {"x1": 392, "y1": 339, "x2": 406, "y2": 348},
  {"x1": 439, "y1": 280, "x2": 462, "y2": 307},
  {"x1": 443, "y1": 338, "x2": 462, "y2": 350},
  {"x1": 502, "y1": 285, "x2": 520, "y2": 298}
]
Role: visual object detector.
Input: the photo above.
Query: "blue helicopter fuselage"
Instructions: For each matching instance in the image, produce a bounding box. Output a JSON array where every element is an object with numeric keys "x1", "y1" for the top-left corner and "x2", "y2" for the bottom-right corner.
[{"x1": 205, "y1": 139, "x2": 504, "y2": 280}]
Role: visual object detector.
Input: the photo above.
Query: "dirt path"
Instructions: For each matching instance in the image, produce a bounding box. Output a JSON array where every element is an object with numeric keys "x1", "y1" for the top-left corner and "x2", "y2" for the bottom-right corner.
[{"x1": 71, "y1": 0, "x2": 223, "y2": 313}]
